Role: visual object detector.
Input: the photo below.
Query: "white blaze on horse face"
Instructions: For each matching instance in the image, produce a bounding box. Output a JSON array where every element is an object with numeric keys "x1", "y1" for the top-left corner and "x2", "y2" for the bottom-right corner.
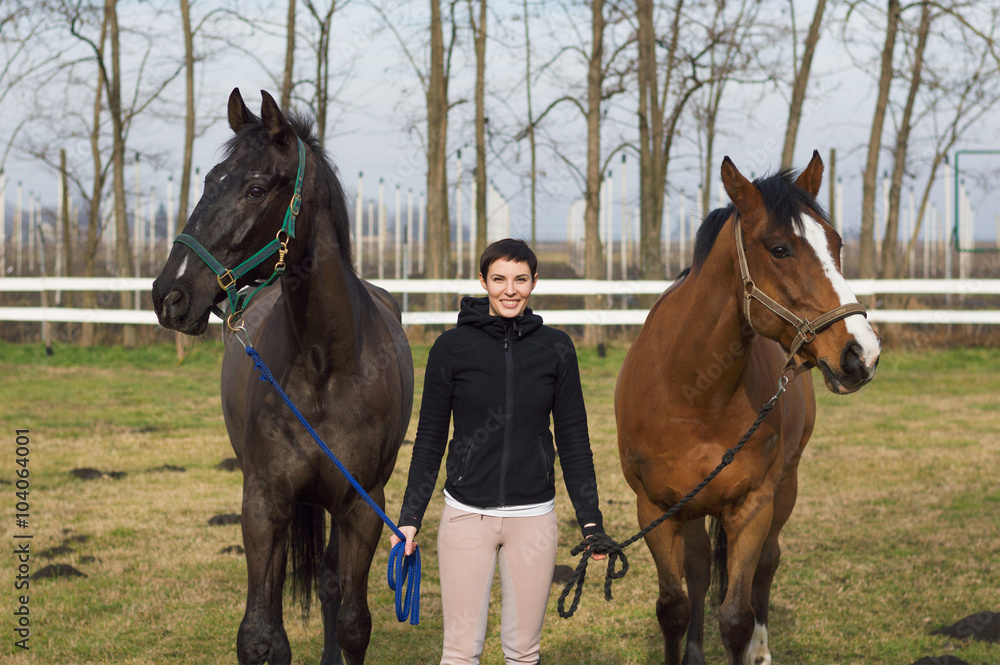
[
  {"x1": 745, "y1": 622, "x2": 771, "y2": 665},
  {"x1": 796, "y1": 216, "x2": 881, "y2": 367},
  {"x1": 174, "y1": 255, "x2": 189, "y2": 280}
]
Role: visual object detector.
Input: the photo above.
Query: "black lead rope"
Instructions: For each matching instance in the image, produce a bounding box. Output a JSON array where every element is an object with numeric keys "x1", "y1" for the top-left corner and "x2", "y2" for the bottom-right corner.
[{"x1": 557, "y1": 375, "x2": 789, "y2": 619}]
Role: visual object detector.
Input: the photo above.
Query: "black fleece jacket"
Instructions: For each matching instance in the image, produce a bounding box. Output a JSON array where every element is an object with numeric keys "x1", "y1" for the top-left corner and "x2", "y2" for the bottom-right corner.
[{"x1": 398, "y1": 296, "x2": 604, "y2": 538}]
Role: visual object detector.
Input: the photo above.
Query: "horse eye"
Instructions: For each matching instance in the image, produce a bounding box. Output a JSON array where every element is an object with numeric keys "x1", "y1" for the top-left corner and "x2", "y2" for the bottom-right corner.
[
  {"x1": 770, "y1": 245, "x2": 790, "y2": 259},
  {"x1": 248, "y1": 185, "x2": 266, "y2": 199}
]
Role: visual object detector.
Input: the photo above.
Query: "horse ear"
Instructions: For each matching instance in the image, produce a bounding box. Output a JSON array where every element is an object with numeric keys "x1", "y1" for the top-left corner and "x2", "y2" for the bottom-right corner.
[
  {"x1": 227, "y1": 88, "x2": 255, "y2": 134},
  {"x1": 721, "y1": 156, "x2": 762, "y2": 217},
  {"x1": 794, "y1": 150, "x2": 824, "y2": 197},
  {"x1": 260, "y1": 90, "x2": 292, "y2": 144}
]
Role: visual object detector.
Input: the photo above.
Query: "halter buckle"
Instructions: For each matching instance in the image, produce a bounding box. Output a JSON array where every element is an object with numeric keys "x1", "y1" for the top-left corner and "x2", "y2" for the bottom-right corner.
[
  {"x1": 289, "y1": 193, "x2": 302, "y2": 216},
  {"x1": 217, "y1": 270, "x2": 236, "y2": 291}
]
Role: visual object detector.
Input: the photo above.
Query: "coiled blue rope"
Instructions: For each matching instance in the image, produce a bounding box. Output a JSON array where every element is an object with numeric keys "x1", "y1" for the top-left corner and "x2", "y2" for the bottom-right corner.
[{"x1": 245, "y1": 344, "x2": 420, "y2": 625}]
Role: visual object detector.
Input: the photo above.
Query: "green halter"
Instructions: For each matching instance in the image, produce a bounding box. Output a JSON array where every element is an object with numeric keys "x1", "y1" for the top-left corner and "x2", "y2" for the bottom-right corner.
[{"x1": 173, "y1": 137, "x2": 306, "y2": 324}]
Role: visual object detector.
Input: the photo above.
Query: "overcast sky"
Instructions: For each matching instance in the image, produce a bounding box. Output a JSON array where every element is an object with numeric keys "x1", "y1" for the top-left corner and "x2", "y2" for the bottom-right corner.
[{"x1": 3, "y1": 0, "x2": 999, "y2": 246}]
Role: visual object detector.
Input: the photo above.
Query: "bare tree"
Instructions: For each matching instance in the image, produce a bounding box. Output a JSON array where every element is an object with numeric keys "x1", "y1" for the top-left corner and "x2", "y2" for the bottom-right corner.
[
  {"x1": 856, "y1": 0, "x2": 901, "y2": 278},
  {"x1": 636, "y1": 0, "x2": 715, "y2": 278},
  {"x1": 179, "y1": 0, "x2": 196, "y2": 240},
  {"x1": 693, "y1": 0, "x2": 762, "y2": 216},
  {"x1": 781, "y1": 0, "x2": 828, "y2": 169},
  {"x1": 301, "y1": 0, "x2": 354, "y2": 142},
  {"x1": 521, "y1": 0, "x2": 538, "y2": 246},
  {"x1": 880, "y1": 0, "x2": 931, "y2": 279},
  {"x1": 468, "y1": 0, "x2": 487, "y2": 257},
  {"x1": 282, "y1": 0, "x2": 296, "y2": 109}
]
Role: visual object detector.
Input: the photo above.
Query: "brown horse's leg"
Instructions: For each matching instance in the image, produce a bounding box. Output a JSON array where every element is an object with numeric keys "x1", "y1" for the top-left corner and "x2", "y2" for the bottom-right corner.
[
  {"x1": 319, "y1": 520, "x2": 343, "y2": 665},
  {"x1": 638, "y1": 493, "x2": 688, "y2": 665},
  {"x1": 237, "y1": 483, "x2": 292, "y2": 665},
  {"x1": 717, "y1": 494, "x2": 774, "y2": 665},
  {"x1": 335, "y1": 491, "x2": 384, "y2": 665},
  {"x1": 747, "y1": 467, "x2": 800, "y2": 665},
  {"x1": 681, "y1": 518, "x2": 711, "y2": 665}
]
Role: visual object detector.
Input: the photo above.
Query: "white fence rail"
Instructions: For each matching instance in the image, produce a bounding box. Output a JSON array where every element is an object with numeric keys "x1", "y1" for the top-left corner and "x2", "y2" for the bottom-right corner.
[{"x1": 1, "y1": 278, "x2": 999, "y2": 326}]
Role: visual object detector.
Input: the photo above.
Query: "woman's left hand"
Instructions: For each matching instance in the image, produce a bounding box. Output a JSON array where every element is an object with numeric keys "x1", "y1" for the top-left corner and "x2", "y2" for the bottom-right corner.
[{"x1": 583, "y1": 523, "x2": 607, "y2": 561}]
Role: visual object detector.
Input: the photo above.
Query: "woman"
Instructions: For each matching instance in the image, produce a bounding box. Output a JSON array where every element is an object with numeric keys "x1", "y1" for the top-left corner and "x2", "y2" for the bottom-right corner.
[{"x1": 393, "y1": 238, "x2": 606, "y2": 665}]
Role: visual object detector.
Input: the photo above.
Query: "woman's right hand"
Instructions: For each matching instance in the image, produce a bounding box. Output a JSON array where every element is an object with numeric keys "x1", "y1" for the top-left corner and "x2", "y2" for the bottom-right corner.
[{"x1": 391, "y1": 525, "x2": 419, "y2": 556}]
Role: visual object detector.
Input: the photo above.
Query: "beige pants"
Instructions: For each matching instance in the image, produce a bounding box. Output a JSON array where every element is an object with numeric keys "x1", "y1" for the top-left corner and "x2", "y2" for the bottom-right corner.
[{"x1": 436, "y1": 503, "x2": 558, "y2": 665}]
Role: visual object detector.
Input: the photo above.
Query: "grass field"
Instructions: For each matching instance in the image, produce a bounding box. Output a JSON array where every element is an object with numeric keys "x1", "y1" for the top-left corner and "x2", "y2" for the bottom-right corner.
[{"x1": 1, "y1": 339, "x2": 998, "y2": 665}]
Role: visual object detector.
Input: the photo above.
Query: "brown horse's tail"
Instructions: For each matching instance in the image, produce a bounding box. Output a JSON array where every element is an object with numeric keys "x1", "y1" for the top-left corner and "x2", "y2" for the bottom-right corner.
[
  {"x1": 288, "y1": 503, "x2": 326, "y2": 621},
  {"x1": 710, "y1": 517, "x2": 728, "y2": 607}
]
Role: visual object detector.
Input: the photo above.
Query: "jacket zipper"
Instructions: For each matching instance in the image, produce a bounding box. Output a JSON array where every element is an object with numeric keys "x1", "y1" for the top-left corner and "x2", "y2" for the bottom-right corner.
[{"x1": 498, "y1": 323, "x2": 514, "y2": 505}]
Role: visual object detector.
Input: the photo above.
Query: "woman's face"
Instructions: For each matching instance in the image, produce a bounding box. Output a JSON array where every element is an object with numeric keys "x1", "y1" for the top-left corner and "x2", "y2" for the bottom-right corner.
[{"x1": 479, "y1": 259, "x2": 537, "y2": 318}]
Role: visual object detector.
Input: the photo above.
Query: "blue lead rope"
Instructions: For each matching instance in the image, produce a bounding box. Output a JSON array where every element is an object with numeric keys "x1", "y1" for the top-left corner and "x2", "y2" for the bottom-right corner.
[{"x1": 244, "y1": 344, "x2": 421, "y2": 625}]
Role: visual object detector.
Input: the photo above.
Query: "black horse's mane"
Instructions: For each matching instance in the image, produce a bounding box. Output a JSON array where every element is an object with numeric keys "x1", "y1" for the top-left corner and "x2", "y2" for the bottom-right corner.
[
  {"x1": 225, "y1": 112, "x2": 355, "y2": 271},
  {"x1": 690, "y1": 168, "x2": 830, "y2": 271}
]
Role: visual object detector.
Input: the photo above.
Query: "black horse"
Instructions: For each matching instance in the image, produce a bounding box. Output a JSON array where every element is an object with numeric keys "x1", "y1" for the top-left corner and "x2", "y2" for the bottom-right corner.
[{"x1": 152, "y1": 88, "x2": 414, "y2": 665}]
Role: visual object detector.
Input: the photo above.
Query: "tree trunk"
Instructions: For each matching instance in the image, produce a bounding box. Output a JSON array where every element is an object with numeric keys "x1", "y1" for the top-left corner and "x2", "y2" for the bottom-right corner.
[
  {"x1": 60, "y1": 149, "x2": 72, "y2": 279},
  {"x1": 82, "y1": 17, "x2": 108, "y2": 348},
  {"x1": 882, "y1": 0, "x2": 930, "y2": 279},
  {"x1": 426, "y1": 0, "x2": 450, "y2": 306},
  {"x1": 781, "y1": 0, "x2": 827, "y2": 169},
  {"x1": 282, "y1": 0, "x2": 296, "y2": 110},
  {"x1": 638, "y1": 0, "x2": 683, "y2": 280},
  {"x1": 472, "y1": 0, "x2": 487, "y2": 258},
  {"x1": 583, "y1": 0, "x2": 605, "y2": 346},
  {"x1": 522, "y1": 0, "x2": 536, "y2": 247},
  {"x1": 178, "y1": 0, "x2": 195, "y2": 236},
  {"x1": 859, "y1": 0, "x2": 900, "y2": 279},
  {"x1": 637, "y1": 0, "x2": 657, "y2": 278},
  {"x1": 305, "y1": 0, "x2": 336, "y2": 143},
  {"x1": 106, "y1": 0, "x2": 136, "y2": 346}
]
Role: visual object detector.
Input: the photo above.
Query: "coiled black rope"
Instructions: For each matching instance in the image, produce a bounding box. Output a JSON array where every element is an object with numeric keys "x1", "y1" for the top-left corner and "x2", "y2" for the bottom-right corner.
[{"x1": 557, "y1": 376, "x2": 788, "y2": 619}]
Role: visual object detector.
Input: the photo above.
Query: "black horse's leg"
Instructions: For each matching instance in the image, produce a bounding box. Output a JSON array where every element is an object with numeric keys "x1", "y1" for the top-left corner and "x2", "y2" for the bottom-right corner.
[
  {"x1": 717, "y1": 493, "x2": 774, "y2": 665},
  {"x1": 319, "y1": 519, "x2": 343, "y2": 665},
  {"x1": 747, "y1": 466, "x2": 799, "y2": 665},
  {"x1": 681, "y1": 517, "x2": 711, "y2": 665},
  {"x1": 237, "y1": 481, "x2": 293, "y2": 665},
  {"x1": 336, "y1": 491, "x2": 385, "y2": 665},
  {"x1": 638, "y1": 492, "x2": 688, "y2": 665}
]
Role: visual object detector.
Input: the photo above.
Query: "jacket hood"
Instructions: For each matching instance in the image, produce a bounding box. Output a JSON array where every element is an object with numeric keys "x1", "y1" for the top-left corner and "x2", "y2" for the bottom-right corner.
[{"x1": 457, "y1": 296, "x2": 543, "y2": 340}]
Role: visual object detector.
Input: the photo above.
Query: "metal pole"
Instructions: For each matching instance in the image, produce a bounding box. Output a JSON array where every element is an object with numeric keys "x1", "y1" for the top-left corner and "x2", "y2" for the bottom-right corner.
[
  {"x1": 134, "y1": 155, "x2": 142, "y2": 277},
  {"x1": 378, "y1": 178, "x2": 385, "y2": 280},
  {"x1": 166, "y1": 175, "x2": 175, "y2": 242},
  {"x1": 663, "y1": 194, "x2": 671, "y2": 277},
  {"x1": 148, "y1": 186, "x2": 156, "y2": 266},
  {"x1": 678, "y1": 192, "x2": 686, "y2": 268},
  {"x1": 605, "y1": 172, "x2": 613, "y2": 280},
  {"x1": 28, "y1": 192, "x2": 35, "y2": 273},
  {"x1": 418, "y1": 193, "x2": 425, "y2": 275},
  {"x1": 406, "y1": 189, "x2": 414, "y2": 278},
  {"x1": 355, "y1": 172, "x2": 364, "y2": 274},
  {"x1": 395, "y1": 183, "x2": 402, "y2": 279},
  {"x1": 455, "y1": 152, "x2": 462, "y2": 277},
  {"x1": 367, "y1": 201, "x2": 374, "y2": 278},
  {"x1": 15, "y1": 181, "x2": 22, "y2": 275},
  {"x1": 944, "y1": 157, "x2": 953, "y2": 279},
  {"x1": 620, "y1": 155, "x2": 627, "y2": 279},
  {"x1": 0, "y1": 169, "x2": 5, "y2": 276}
]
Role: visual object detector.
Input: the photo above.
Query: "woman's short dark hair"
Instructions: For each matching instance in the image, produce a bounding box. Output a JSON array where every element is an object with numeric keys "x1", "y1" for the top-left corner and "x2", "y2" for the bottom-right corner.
[{"x1": 479, "y1": 238, "x2": 538, "y2": 278}]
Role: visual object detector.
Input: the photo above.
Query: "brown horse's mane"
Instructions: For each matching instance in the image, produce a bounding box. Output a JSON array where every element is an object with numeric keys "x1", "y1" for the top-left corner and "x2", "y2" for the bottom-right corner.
[
  {"x1": 690, "y1": 169, "x2": 831, "y2": 271},
  {"x1": 223, "y1": 112, "x2": 355, "y2": 272}
]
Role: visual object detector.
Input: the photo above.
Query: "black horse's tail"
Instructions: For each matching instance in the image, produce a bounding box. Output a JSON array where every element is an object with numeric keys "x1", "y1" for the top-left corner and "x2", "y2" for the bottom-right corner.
[
  {"x1": 288, "y1": 503, "x2": 326, "y2": 621},
  {"x1": 709, "y1": 517, "x2": 728, "y2": 607}
]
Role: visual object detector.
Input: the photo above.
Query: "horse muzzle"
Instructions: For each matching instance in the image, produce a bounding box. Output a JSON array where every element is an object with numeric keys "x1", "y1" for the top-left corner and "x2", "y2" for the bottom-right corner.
[
  {"x1": 817, "y1": 341, "x2": 880, "y2": 394},
  {"x1": 151, "y1": 277, "x2": 212, "y2": 336}
]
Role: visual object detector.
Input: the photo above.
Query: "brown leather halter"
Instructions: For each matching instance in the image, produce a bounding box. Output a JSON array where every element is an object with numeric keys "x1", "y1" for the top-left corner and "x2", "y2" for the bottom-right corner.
[{"x1": 734, "y1": 216, "x2": 868, "y2": 375}]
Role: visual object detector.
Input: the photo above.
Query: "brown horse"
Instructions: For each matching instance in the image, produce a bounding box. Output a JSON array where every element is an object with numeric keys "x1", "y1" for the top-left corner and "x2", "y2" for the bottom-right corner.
[
  {"x1": 152, "y1": 89, "x2": 413, "y2": 665},
  {"x1": 616, "y1": 152, "x2": 880, "y2": 665}
]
